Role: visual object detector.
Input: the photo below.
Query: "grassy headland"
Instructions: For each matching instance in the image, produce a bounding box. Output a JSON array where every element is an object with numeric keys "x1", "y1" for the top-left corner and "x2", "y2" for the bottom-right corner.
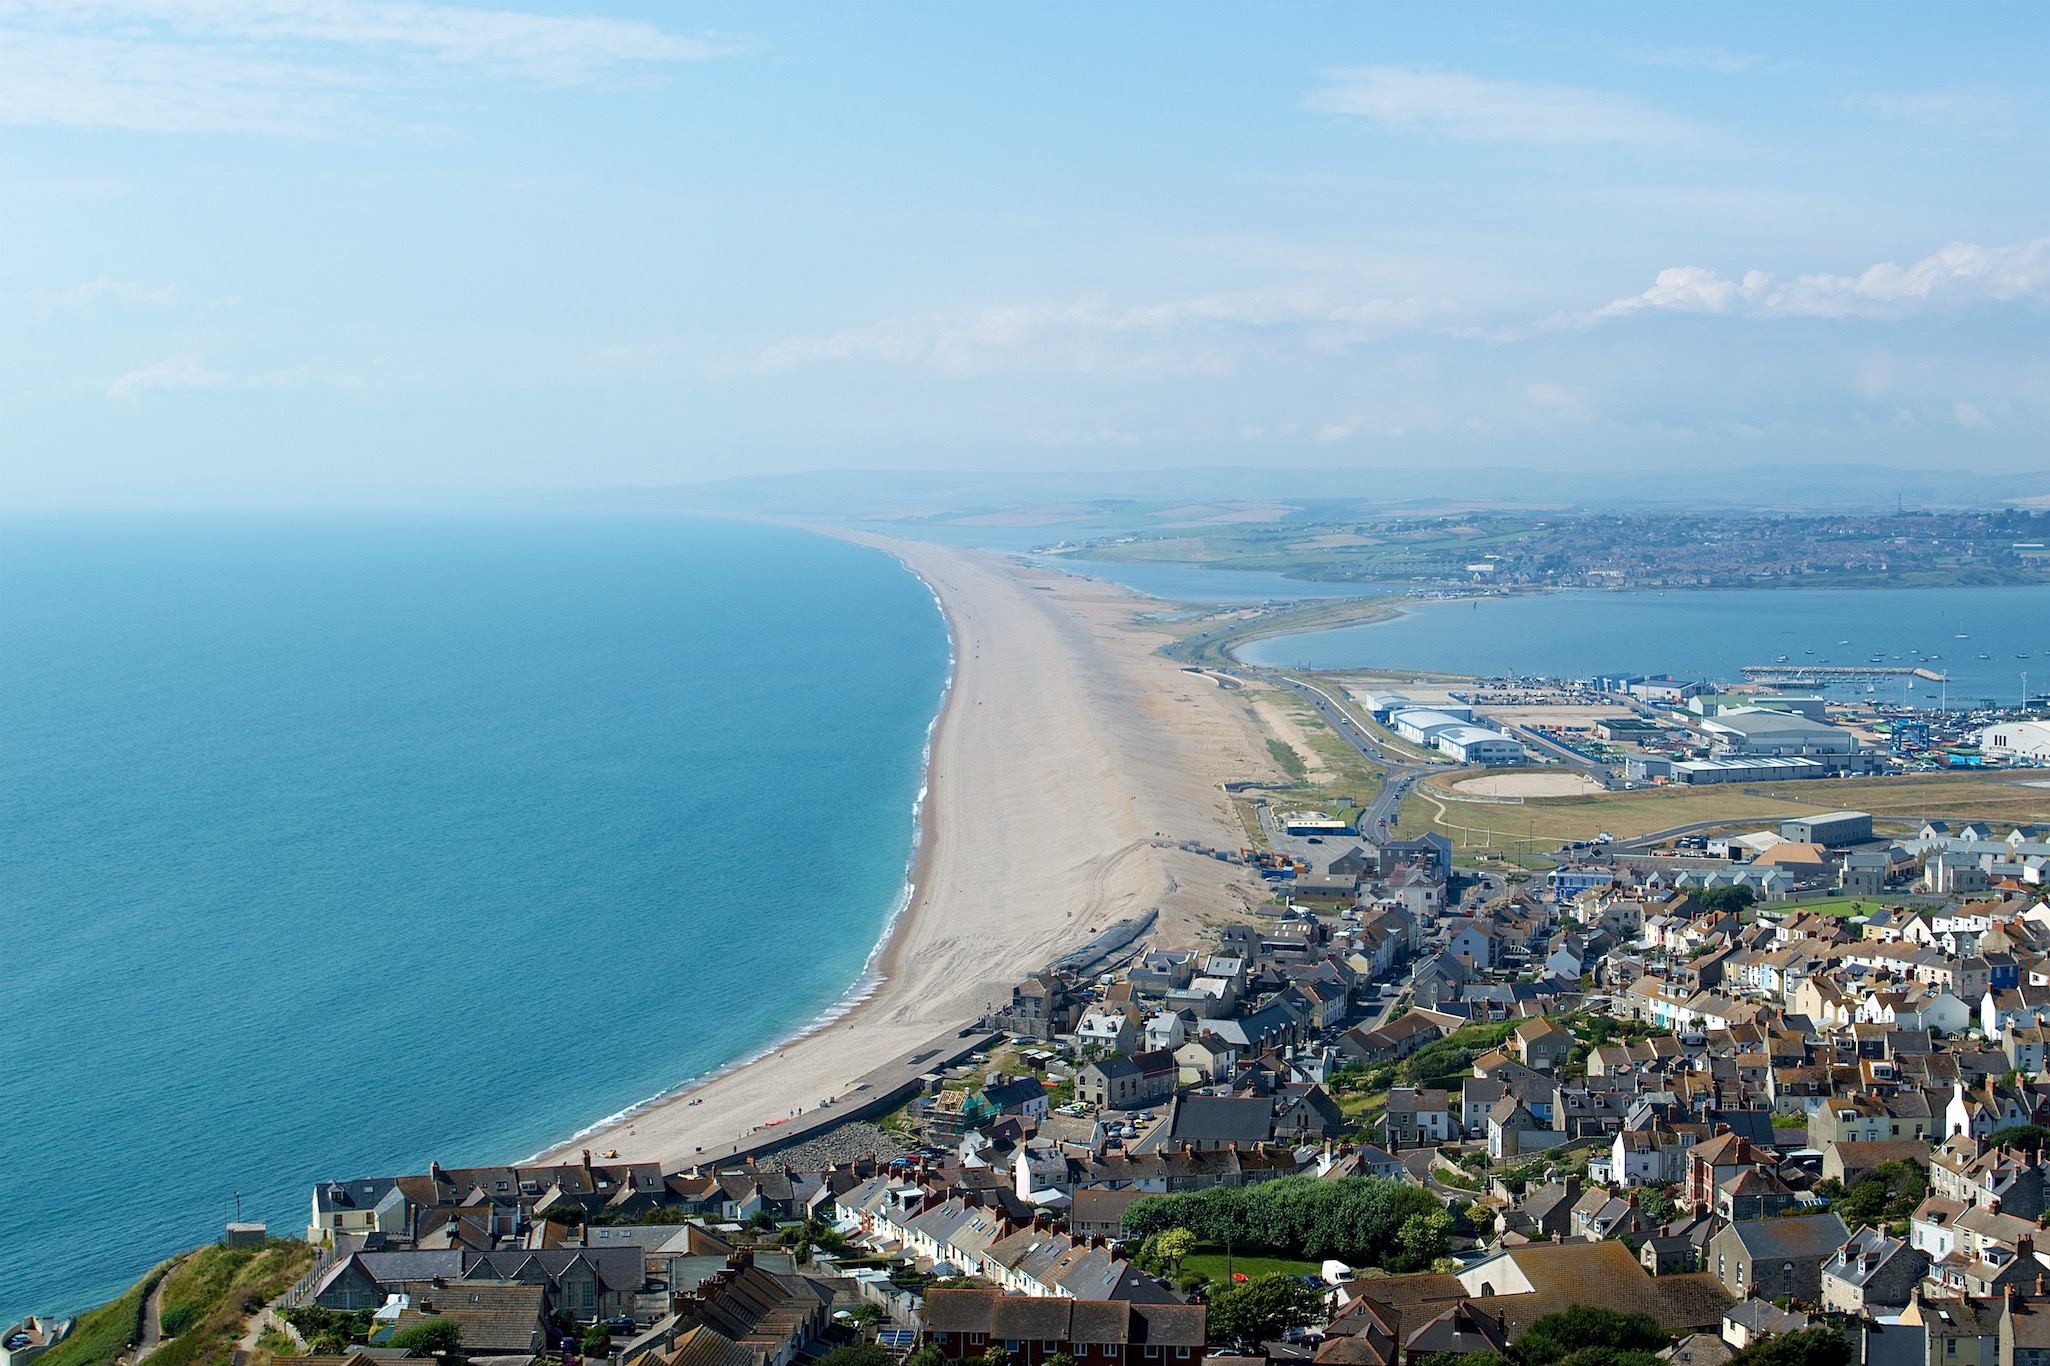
[{"x1": 39, "y1": 1242, "x2": 316, "y2": 1366}]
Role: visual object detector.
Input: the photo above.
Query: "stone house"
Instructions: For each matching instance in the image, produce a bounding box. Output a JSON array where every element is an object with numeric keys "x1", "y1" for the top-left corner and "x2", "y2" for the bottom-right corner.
[{"x1": 1708, "y1": 1213, "x2": 1850, "y2": 1304}]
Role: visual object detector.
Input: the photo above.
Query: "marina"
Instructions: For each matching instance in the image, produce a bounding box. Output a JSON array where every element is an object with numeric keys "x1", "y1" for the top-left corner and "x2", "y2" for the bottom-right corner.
[{"x1": 1741, "y1": 664, "x2": 1949, "y2": 684}]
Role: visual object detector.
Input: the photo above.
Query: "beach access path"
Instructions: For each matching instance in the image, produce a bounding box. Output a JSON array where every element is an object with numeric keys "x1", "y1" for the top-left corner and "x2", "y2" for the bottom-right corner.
[{"x1": 539, "y1": 532, "x2": 1278, "y2": 1170}]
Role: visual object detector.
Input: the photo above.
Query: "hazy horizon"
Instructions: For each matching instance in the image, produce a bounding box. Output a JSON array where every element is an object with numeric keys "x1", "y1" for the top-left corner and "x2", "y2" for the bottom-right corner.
[{"x1": 6, "y1": 2, "x2": 2049, "y2": 508}]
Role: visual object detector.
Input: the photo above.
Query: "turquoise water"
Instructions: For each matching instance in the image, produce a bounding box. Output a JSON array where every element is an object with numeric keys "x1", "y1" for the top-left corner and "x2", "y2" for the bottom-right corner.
[
  {"x1": 1240, "y1": 584, "x2": 2050, "y2": 707},
  {"x1": 0, "y1": 515, "x2": 949, "y2": 1320}
]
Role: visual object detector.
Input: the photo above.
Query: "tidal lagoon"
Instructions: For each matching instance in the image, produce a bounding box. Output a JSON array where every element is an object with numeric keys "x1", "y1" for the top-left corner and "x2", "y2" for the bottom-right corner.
[{"x1": 1239, "y1": 583, "x2": 2050, "y2": 706}]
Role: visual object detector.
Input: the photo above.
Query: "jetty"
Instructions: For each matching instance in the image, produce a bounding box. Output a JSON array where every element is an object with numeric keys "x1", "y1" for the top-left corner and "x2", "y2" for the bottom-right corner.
[{"x1": 1742, "y1": 664, "x2": 1947, "y2": 684}]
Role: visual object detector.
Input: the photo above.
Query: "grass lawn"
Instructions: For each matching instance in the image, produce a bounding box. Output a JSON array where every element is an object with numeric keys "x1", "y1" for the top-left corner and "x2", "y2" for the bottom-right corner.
[
  {"x1": 1776, "y1": 897, "x2": 1890, "y2": 917},
  {"x1": 1405, "y1": 769, "x2": 2050, "y2": 852},
  {"x1": 1180, "y1": 1247, "x2": 1323, "y2": 1283}
]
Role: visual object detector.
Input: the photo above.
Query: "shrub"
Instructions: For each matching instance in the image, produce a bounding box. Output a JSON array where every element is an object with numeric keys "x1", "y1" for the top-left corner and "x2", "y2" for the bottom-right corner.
[
  {"x1": 817, "y1": 1347, "x2": 893, "y2": 1366},
  {"x1": 390, "y1": 1318, "x2": 464, "y2": 1357},
  {"x1": 158, "y1": 1305, "x2": 199, "y2": 1339},
  {"x1": 1205, "y1": 1274, "x2": 1328, "y2": 1353}
]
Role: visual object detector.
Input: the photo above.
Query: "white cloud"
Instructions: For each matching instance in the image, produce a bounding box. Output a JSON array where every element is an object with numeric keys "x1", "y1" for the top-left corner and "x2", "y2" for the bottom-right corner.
[
  {"x1": 31, "y1": 275, "x2": 177, "y2": 310},
  {"x1": 1308, "y1": 66, "x2": 1694, "y2": 145},
  {"x1": 108, "y1": 354, "x2": 234, "y2": 399},
  {"x1": 1599, "y1": 240, "x2": 2050, "y2": 320},
  {"x1": 751, "y1": 287, "x2": 1446, "y2": 377},
  {"x1": 0, "y1": 0, "x2": 735, "y2": 133},
  {"x1": 106, "y1": 354, "x2": 358, "y2": 398}
]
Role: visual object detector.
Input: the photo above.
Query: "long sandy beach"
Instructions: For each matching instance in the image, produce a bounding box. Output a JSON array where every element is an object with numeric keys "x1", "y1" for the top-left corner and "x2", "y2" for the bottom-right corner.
[{"x1": 540, "y1": 530, "x2": 1276, "y2": 1167}]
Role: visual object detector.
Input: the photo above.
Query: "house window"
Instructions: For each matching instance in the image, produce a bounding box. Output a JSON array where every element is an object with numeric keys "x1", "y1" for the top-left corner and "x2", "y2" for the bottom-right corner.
[{"x1": 1177, "y1": 1351, "x2": 1191, "y2": 1360}]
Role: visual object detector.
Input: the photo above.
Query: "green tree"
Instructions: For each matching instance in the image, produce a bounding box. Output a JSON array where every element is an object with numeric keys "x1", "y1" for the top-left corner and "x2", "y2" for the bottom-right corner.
[
  {"x1": 580, "y1": 1323, "x2": 614, "y2": 1357},
  {"x1": 1831, "y1": 1159, "x2": 1926, "y2": 1226},
  {"x1": 1723, "y1": 1328, "x2": 1852, "y2": 1366},
  {"x1": 1123, "y1": 1176, "x2": 1443, "y2": 1266},
  {"x1": 542, "y1": 1204, "x2": 587, "y2": 1225},
  {"x1": 159, "y1": 1305, "x2": 199, "y2": 1338},
  {"x1": 816, "y1": 1347, "x2": 893, "y2": 1366},
  {"x1": 390, "y1": 1318, "x2": 464, "y2": 1358},
  {"x1": 983, "y1": 1347, "x2": 1015, "y2": 1366},
  {"x1": 1156, "y1": 1228, "x2": 1196, "y2": 1277},
  {"x1": 1049, "y1": 1354, "x2": 1079, "y2": 1366},
  {"x1": 1205, "y1": 1274, "x2": 1328, "y2": 1353},
  {"x1": 1554, "y1": 1351, "x2": 1665, "y2": 1366},
  {"x1": 1697, "y1": 886, "x2": 1756, "y2": 914},
  {"x1": 1514, "y1": 1306, "x2": 1667, "y2": 1366},
  {"x1": 1984, "y1": 1125, "x2": 2050, "y2": 1155},
  {"x1": 905, "y1": 1347, "x2": 947, "y2": 1366},
  {"x1": 1397, "y1": 1210, "x2": 1451, "y2": 1270}
]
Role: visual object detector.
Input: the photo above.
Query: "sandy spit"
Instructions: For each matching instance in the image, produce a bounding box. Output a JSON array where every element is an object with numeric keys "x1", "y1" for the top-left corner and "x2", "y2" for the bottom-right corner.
[{"x1": 536, "y1": 531, "x2": 1274, "y2": 1168}]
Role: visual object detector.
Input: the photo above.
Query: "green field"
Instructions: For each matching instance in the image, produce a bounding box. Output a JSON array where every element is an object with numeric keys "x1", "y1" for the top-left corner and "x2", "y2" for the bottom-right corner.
[
  {"x1": 1179, "y1": 1247, "x2": 1323, "y2": 1283},
  {"x1": 1403, "y1": 770, "x2": 2050, "y2": 852}
]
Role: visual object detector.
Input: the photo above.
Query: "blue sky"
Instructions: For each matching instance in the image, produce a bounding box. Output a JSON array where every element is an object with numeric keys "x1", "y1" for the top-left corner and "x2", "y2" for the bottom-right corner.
[{"x1": 3, "y1": 2, "x2": 2047, "y2": 507}]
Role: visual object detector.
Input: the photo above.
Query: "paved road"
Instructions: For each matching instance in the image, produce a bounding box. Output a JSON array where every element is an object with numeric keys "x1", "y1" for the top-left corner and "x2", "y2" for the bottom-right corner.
[
  {"x1": 134, "y1": 1264, "x2": 172, "y2": 1362},
  {"x1": 1507, "y1": 723, "x2": 1617, "y2": 786},
  {"x1": 682, "y1": 1026, "x2": 1003, "y2": 1169},
  {"x1": 1274, "y1": 676, "x2": 1431, "y2": 843}
]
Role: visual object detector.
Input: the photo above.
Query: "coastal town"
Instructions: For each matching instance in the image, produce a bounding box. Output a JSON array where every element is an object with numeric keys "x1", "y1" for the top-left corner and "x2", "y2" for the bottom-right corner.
[
  {"x1": 21, "y1": 12, "x2": 2050, "y2": 1366},
  {"x1": 18, "y1": 535, "x2": 2050, "y2": 1366},
  {"x1": 33, "y1": 776, "x2": 2050, "y2": 1366}
]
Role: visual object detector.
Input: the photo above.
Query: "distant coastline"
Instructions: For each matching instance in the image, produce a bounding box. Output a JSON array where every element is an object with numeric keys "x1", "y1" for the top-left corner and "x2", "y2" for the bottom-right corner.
[{"x1": 535, "y1": 524, "x2": 1267, "y2": 1170}]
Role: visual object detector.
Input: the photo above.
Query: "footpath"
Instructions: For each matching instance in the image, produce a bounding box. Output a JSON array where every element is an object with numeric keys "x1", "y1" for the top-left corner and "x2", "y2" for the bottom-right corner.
[{"x1": 679, "y1": 1024, "x2": 1002, "y2": 1169}]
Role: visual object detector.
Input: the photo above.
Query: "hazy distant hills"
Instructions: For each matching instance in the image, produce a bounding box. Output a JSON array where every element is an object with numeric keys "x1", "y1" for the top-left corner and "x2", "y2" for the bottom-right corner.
[{"x1": 578, "y1": 463, "x2": 2050, "y2": 522}]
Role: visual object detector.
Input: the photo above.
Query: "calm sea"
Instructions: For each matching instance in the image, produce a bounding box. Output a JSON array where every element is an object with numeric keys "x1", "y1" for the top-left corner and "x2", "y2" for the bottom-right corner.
[
  {"x1": 0, "y1": 515, "x2": 949, "y2": 1320},
  {"x1": 1238, "y1": 584, "x2": 2050, "y2": 707}
]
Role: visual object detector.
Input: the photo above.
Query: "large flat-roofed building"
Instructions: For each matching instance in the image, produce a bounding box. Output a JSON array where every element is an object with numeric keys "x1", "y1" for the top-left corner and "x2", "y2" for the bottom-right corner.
[
  {"x1": 1352, "y1": 690, "x2": 1412, "y2": 719},
  {"x1": 1982, "y1": 720, "x2": 2050, "y2": 763},
  {"x1": 1435, "y1": 725, "x2": 1527, "y2": 764},
  {"x1": 1393, "y1": 708, "x2": 1471, "y2": 745},
  {"x1": 1780, "y1": 811, "x2": 1873, "y2": 846},
  {"x1": 1690, "y1": 694, "x2": 1827, "y2": 721},
  {"x1": 1670, "y1": 757, "x2": 1830, "y2": 785},
  {"x1": 1281, "y1": 810, "x2": 1354, "y2": 836},
  {"x1": 1700, "y1": 710, "x2": 1859, "y2": 757},
  {"x1": 1630, "y1": 675, "x2": 1707, "y2": 703}
]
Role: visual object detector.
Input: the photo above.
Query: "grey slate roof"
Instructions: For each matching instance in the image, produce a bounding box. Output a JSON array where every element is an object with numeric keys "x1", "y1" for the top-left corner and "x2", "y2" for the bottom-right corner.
[{"x1": 1728, "y1": 1212, "x2": 1850, "y2": 1261}]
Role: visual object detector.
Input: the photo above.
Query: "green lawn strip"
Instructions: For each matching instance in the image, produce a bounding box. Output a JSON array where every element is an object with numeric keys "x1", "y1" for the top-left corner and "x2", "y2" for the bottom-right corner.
[{"x1": 1179, "y1": 1248, "x2": 1323, "y2": 1283}]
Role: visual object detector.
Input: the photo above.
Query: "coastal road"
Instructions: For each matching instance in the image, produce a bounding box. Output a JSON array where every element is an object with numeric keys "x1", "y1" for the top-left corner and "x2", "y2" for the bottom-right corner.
[
  {"x1": 677, "y1": 1026, "x2": 1002, "y2": 1170},
  {"x1": 1273, "y1": 675, "x2": 1434, "y2": 842}
]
